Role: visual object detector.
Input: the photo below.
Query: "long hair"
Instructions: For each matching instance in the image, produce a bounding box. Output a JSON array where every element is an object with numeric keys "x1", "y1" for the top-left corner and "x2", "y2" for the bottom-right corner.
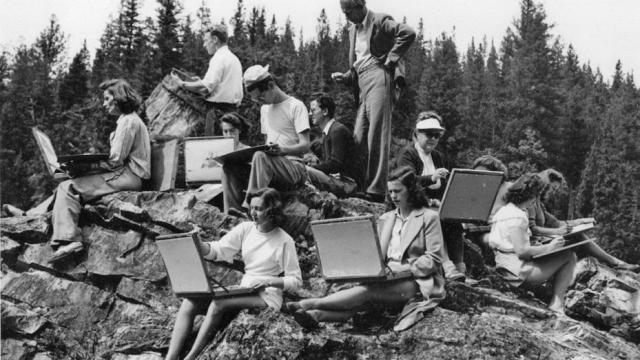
[
  {"x1": 246, "y1": 187, "x2": 285, "y2": 227},
  {"x1": 387, "y1": 166, "x2": 430, "y2": 210},
  {"x1": 505, "y1": 173, "x2": 543, "y2": 205},
  {"x1": 472, "y1": 155, "x2": 508, "y2": 175},
  {"x1": 99, "y1": 79, "x2": 141, "y2": 114}
]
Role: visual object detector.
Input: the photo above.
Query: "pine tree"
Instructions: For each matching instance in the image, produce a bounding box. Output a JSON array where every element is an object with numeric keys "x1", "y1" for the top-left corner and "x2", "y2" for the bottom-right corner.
[
  {"x1": 59, "y1": 41, "x2": 90, "y2": 110},
  {"x1": 419, "y1": 32, "x2": 463, "y2": 157},
  {"x1": 155, "y1": 0, "x2": 183, "y2": 76}
]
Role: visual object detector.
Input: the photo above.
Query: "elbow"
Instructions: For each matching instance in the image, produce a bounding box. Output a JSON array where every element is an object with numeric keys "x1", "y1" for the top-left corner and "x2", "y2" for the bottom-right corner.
[{"x1": 283, "y1": 276, "x2": 303, "y2": 291}]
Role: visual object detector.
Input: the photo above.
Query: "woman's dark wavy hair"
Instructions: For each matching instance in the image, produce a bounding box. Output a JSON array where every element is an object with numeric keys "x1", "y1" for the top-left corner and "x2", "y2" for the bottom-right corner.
[
  {"x1": 387, "y1": 166, "x2": 430, "y2": 210},
  {"x1": 220, "y1": 112, "x2": 249, "y2": 136},
  {"x1": 246, "y1": 187, "x2": 285, "y2": 227},
  {"x1": 99, "y1": 79, "x2": 141, "y2": 114},
  {"x1": 505, "y1": 173, "x2": 544, "y2": 205},
  {"x1": 472, "y1": 155, "x2": 508, "y2": 175}
]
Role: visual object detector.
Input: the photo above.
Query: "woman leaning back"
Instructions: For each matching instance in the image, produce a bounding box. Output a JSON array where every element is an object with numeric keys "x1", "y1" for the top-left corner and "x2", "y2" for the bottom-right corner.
[
  {"x1": 488, "y1": 173, "x2": 576, "y2": 313},
  {"x1": 165, "y1": 188, "x2": 302, "y2": 360},
  {"x1": 286, "y1": 166, "x2": 446, "y2": 331}
]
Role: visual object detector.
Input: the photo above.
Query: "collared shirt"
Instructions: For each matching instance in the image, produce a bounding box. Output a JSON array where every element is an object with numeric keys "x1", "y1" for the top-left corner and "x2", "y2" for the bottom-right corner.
[
  {"x1": 322, "y1": 119, "x2": 336, "y2": 135},
  {"x1": 387, "y1": 209, "x2": 410, "y2": 262},
  {"x1": 353, "y1": 9, "x2": 376, "y2": 72},
  {"x1": 201, "y1": 45, "x2": 243, "y2": 105},
  {"x1": 108, "y1": 112, "x2": 151, "y2": 179},
  {"x1": 414, "y1": 142, "x2": 441, "y2": 190}
]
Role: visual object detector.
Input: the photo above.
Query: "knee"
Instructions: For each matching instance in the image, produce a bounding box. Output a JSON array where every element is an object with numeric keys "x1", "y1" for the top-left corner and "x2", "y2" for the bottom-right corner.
[
  {"x1": 207, "y1": 299, "x2": 225, "y2": 314},
  {"x1": 57, "y1": 180, "x2": 74, "y2": 194},
  {"x1": 252, "y1": 151, "x2": 268, "y2": 164},
  {"x1": 567, "y1": 251, "x2": 578, "y2": 265},
  {"x1": 180, "y1": 299, "x2": 198, "y2": 316}
]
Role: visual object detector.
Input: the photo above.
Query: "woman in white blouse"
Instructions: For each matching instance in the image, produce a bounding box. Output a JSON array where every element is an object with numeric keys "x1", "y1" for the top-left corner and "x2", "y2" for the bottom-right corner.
[
  {"x1": 49, "y1": 79, "x2": 150, "y2": 263},
  {"x1": 165, "y1": 187, "x2": 302, "y2": 360},
  {"x1": 489, "y1": 173, "x2": 576, "y2": 313}
]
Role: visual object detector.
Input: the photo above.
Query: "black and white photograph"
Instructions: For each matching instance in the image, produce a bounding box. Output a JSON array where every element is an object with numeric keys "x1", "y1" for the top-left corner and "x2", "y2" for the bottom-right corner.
[{"x1": 1, "y1": 0, "x2": 639, "y2": 359}]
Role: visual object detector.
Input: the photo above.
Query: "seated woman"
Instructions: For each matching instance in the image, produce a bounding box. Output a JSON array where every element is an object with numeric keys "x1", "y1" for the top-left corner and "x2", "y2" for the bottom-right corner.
[
  {"x1": 49, "y1": 79, "x2": 151, "y2": 262},
  {"x1": 286, "y1": 166, "x2": 446, "y2": 332},
  {"x1": 529, "y1": 169, "x2": 639, "y2": 271},
  {"x1": 220, "y1": 112, "x2": 250, "y2": 151},
  {"x1": 165, "y1": 188, "x2": 302, "y2": 360},
  {"x1": 489, "y1": 173, "x2": 576, "y2": 313},
  {"x1": 220, "y1": 112, "x2": 252, "y2": 215}
]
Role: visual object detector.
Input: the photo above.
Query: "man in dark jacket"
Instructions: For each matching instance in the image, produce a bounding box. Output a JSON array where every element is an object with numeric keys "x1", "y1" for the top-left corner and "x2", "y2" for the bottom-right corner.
[
  {"x1": 332, "y1": 0, "x2": 416, "y2": 202},
  {"x1": 306, "y1": 94, "x2": 358, "y2": 197},
  {"x1": 394, "y1": 111, "x2": 466, "y2": 281}
]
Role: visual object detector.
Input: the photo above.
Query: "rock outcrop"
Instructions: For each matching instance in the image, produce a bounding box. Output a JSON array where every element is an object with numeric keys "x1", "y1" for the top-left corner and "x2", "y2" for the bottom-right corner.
[{"x1": 1, "y1": 189, "x2": 639, "y2": 360}]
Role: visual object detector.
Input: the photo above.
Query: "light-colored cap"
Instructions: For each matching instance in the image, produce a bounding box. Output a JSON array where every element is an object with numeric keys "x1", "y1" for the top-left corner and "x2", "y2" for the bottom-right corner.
[
  {"x1": 243, "y1": 65, "x2": 270, "y2": 87},
  {"x1": 416, "y1": 118, "x2": 445, "y2": 131}
]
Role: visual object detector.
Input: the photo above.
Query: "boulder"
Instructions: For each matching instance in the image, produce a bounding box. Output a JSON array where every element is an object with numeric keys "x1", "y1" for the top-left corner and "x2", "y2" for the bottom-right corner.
[
  {"x1": 0, "y1": 215, "x2": 49, "y2": 243},
  {"x1": 1, "y1": 338, "x2": 37, "y2": 360},
  {"x1": 1, "y1": 269, "x2": 114, "y2": 328},
  {"x1": 1, "y1": 300, "x2": 48, "y2": 335},
  {"x1": 565, "y1": 257, "x2": 640, "y2": 343}
]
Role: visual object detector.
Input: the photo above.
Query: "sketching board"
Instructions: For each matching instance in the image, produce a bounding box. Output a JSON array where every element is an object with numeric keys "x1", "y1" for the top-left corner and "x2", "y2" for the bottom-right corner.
[
  {"x1": 213, "y1": 145, "x2": 271, "y2": 164},
  {"x1": 183, "y1": 136, "x2": 234, "y2": 185},
  {"x1": 32, "y1": 127, "x2": 107, "y2": 177},
  {"x1": 149, "y1": 139, "x2": 179, "y2": 191},
  {"x1": 532, "y1": 238, "x2": 595, "y2": 259},
  {"x1": 311, "y1": 216, "x2": 402, "y2": 282},
  {"x1": 439, "y1": 169, "x2": 505, "y2": 224},
  {"x1": 57, "y1": 154, "x2": 109, "y2": 163},
  {"x1": 155, "y1": 233, "x2": 257, "y2": 298},
  {"x1": 32, "y1": 127, "x2": 61, "y2": 176}
]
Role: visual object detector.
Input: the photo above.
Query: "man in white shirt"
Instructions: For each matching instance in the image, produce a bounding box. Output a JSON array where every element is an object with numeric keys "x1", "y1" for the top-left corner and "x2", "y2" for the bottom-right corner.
[
  {"x1": 173, "y1": 23, "x2": 243, "y2": 136},
  {"x1": 222, "y1": 65, "x2": 310, "y2": 213}
]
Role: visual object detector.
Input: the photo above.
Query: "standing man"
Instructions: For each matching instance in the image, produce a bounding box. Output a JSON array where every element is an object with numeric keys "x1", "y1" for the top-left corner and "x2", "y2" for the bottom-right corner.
[
  {"x1": 222, "y1": 65, "x2": 310, "y2": 212},
  {"x1": 332, "y1": 0, "x2": 416, "y2": 202},
  {"x1": 173, "y1": 23, "x2": 243, "y2": 136}
]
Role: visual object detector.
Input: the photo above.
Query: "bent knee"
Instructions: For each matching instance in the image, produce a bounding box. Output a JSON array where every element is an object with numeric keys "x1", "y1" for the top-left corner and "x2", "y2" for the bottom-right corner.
[{"x1": 252, "y1": 151, "x2": 268, "y2": 163}]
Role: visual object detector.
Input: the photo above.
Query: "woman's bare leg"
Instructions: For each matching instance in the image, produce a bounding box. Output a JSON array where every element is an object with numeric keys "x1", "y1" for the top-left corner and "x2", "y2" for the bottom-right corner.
[
  {"x1": 578, "y1": 241, "x2": 625, "y2": 266},
  {"x1": 296, "y1": 280, "x2": 417, "y2": 323},
  {"x1": 183, "y1": 295, "x2": 267, "y2": 360},
  {"x1": 526, "y1": 251, "x2": 577, "y2": 313},
  {"x1": 165, "y1": 298, "x2": 200, "y2": 360}
]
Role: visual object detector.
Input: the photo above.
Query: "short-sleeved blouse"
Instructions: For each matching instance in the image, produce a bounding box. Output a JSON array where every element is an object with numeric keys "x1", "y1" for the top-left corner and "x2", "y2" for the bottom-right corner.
[{"x1": 488, "y1": 203, "x2": 534, "y2": 285}]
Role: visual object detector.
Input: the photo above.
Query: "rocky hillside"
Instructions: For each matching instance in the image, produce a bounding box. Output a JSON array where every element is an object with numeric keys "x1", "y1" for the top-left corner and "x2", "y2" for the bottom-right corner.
[{"x1": 1, "y1": 189, "x2": 639, "y2": 359}]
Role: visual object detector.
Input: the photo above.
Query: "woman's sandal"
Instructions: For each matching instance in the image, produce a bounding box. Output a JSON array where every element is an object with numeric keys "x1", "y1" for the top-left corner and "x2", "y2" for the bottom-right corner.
[{"x1": 293, "y1": 310, "x2": 319, "y2": 331}]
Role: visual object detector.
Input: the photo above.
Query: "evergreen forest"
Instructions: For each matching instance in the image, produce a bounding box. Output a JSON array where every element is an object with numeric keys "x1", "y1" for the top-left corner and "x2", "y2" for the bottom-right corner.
[{"x1": 1, "y1": 0, "x2": 639, "y2": 263}]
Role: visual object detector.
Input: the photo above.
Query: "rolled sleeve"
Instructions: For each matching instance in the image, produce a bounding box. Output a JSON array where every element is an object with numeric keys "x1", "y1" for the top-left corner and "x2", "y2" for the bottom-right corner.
[
  {"x1": 203, "y1": 223, "x2": 247, "y2": 262},
  {"x1": 281, "y1": 239, "x2": 302, "y2": 291},
  {"x1": 108, "y1": 117, "x2": 135, "y2": 167}
]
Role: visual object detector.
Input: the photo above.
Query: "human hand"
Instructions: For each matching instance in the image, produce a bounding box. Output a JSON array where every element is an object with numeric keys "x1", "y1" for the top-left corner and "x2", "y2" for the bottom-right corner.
[
  {"x1": 265, "y1": 144, "x2": 284, "y2": 156},
  {"x1": 302, "y1": 153, "x2": 319, "y2": 166},
  {"x1": 556, "y1": 224, "x2": 572, "y2": 235},
  {"x1": 547, "y1": 236, "x2": 566, "y2": 250},
  {"x1": 383, "y1": 58, "x2": 396, "y2": 72},
  {"x1": 331, "y1": 72, "x2": 346, "y2": 83},
  {"x1": 252, "y1": 279, "x2": 273, "y2": 290},
  {"x1": 431, "y1": 168, "x2": 450, "y2": 182}
]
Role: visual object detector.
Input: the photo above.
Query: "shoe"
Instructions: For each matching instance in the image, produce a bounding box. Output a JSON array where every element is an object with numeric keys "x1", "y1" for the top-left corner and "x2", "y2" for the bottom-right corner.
[
  {"x1": 443, "y1": 261, "x2": 465, "y2": 282},
  {"x1": 284, "y1": 301, "x2": 302, "y2": 314},
  {"x1": 48, "y1": 242, "x2": 84, "y2": 263},
  {"x1": 293, "y1": 310, "x2": 319, "y2": 331},
  {"x1": 363, "y1": 192, "x2": 385, "y2": 203},
  {"x1": 614, "y1": 262, "x2": 640, "y2": 272}
]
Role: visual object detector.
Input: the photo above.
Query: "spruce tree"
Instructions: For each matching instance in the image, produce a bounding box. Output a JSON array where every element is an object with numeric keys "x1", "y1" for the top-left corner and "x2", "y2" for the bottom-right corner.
[{"x1": 59, "y1": 41, "x2": 90, "y2": 110}]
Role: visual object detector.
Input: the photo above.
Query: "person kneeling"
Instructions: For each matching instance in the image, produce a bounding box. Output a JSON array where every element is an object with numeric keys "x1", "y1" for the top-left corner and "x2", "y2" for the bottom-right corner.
[
  {"x1": 165, "y1": 188, "x2": 302, "y2": 360},
  {"x1": 488, "y1": 173, "x2": 576, "y2": 314},
  {"x1": 286, "y1": 166, "x2": 445, "y2": 332}
]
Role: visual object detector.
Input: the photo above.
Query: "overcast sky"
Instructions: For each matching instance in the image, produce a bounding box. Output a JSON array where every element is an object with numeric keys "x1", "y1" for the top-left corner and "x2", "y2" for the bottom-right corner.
[{"x1": 1, "y1": 0, "x2": 638, "y2": 83}]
